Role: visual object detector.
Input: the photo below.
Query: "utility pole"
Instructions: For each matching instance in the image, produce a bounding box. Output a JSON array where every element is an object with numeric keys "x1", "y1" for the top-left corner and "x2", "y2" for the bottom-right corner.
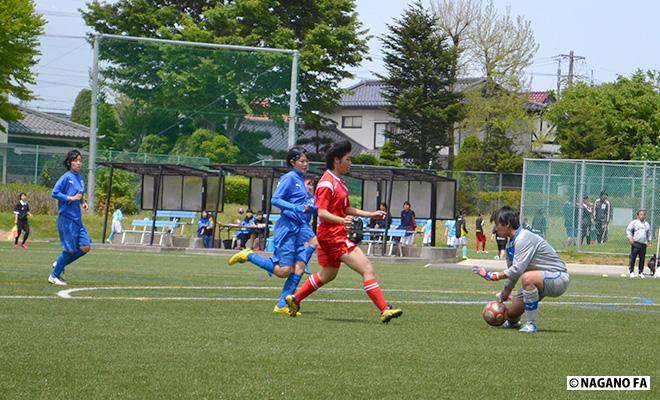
[
  {"x1": 555, "y1": 51, "x2": 585, "y2": 87},
  {"x1": 555, "y1": 58, "x2": 561, "y2": 96}
]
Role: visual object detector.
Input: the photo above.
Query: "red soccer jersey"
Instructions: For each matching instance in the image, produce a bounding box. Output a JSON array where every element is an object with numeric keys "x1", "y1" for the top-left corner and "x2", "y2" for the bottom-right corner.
[{"x1": 315, "y1": 170, "x2": 351, "y2": 243}]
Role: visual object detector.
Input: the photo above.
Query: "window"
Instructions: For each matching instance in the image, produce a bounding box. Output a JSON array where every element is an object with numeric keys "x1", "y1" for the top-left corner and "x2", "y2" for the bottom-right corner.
[
  {"x1": 374, "y1": 123, "x2": 396, "y2": 149},
  {"x1": 341, "y1": 116, "x2": 362, "y2": 128}
]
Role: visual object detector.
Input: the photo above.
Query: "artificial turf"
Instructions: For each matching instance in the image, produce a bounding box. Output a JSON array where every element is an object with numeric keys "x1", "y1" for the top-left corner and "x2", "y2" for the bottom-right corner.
[{"x1": 1, "y1": 243, "x2": 658, "y2": 399}]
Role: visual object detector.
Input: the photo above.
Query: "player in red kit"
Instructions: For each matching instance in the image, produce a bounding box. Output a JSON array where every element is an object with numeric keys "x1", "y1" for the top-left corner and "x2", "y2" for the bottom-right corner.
[{"x1": 286, "y1": 141, "x2": 403, "y2": 323}]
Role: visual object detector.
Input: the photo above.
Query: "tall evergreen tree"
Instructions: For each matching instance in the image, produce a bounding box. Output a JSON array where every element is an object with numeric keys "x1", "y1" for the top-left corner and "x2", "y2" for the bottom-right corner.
[{"x1": 379, "y1": 2, "x2": 463, "y2": 168}]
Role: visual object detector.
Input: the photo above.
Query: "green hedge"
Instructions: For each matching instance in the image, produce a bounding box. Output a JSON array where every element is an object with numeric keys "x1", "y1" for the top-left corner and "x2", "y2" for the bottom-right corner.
[
  {"x1": 224, "y1": 176, "x2": 249, "y2": 204},
  {"x1": 457, "y1": 190, "x2": 521, "y2": 215},
  {"x1": 0, "y1": 183, "x2": 57, "y2": 215}
]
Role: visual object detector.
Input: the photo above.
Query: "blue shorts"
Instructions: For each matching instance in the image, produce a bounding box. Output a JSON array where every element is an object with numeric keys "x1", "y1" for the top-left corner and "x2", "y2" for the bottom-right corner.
[
  {"x1": 58, "y1": 215, "x2": 91, "y2": 253},
  {"x1": 271, "y1": 217, "x2": 310, "y2": 267}
]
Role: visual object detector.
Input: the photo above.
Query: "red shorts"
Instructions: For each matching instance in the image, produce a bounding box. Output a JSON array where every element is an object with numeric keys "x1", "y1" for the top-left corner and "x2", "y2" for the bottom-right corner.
[{"x1": 317, "y1": 239, "x2": 358, "y2": 268}]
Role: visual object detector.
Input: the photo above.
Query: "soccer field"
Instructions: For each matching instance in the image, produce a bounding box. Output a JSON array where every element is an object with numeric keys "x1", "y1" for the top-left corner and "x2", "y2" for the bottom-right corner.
[{"x1": 1, "y1": 243, "x2": 658, "y2": 399}]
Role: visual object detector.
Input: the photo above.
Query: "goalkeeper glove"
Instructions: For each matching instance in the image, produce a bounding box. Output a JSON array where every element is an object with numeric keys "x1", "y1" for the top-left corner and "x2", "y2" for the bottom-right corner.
[{"x1": 472, "y1": 266, "x2": 500, "y2": 281}]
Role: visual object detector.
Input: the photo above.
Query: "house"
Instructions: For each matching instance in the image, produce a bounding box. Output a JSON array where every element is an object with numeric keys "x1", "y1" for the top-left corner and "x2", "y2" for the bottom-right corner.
[
  {"x1": 0, "y1": 106, "x2": 89, "y2": 183},
  {"x1": 324, "y1": 79, "x2": 558, "y2": 158}
]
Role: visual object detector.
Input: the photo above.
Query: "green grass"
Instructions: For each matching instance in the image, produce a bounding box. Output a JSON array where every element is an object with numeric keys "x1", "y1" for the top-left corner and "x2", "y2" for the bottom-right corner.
[{"x1": 1, "y1": 243, "x2": 659, "y2": 399}]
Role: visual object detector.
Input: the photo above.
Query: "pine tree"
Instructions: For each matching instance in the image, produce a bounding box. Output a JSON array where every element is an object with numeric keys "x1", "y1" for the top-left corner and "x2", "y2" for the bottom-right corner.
[{"x1": 379, "y1": 2, "x2": 464, "y2": 168}]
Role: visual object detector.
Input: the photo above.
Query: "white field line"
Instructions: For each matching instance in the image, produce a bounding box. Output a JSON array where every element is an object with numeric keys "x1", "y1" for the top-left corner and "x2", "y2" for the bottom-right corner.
[{"x1": 0, "y1": 286, "x2": 655, "y2": 307}]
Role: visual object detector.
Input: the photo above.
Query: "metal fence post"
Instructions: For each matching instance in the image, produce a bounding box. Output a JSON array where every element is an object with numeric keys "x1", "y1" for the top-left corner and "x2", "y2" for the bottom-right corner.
[
  {"x1": 520, "y1": 161, "x2": 528, "y2": 219},
  {"x1": 34, "y1": 145, "x2": 39, "y2": 184},
  {"x1": 577, "y1": 160, "x2": 586, "y2": 253},
  {"x1": 641, "y1": 161, "x2": 648, "y2": 210}
]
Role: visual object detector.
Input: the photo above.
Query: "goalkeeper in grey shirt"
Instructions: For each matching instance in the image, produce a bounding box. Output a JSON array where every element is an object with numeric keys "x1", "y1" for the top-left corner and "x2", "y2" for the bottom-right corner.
[
  {"x1": 473, "y1": 206, "x2": 570, "y2": 333},
  {"x1": 626, "y1": 209, "x2": 652, "y2": 278}
]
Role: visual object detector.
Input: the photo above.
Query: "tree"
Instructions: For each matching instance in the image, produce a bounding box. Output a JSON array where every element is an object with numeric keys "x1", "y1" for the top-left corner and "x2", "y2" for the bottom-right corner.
[
  {"x1": 378, "y1": 141, "x2": 402, "y2": 167},
  {"x1": 0, "y1": 0, "x2": 44, "y2": 130},
  {"x1": 430, "y1": 0, "x2": 481, "y2": 170},
  {"x1": 379, "y1": 2, "x2": 463, "y2": 168},
  {"x1": 172, "y1": 128, "x2": 239, "y2": 163},
  {"x1": 432, "y1": 0, "x2": 538, "y2": 172},
  {"x1": 547, "y1": 71, "x2": 660, "y2": 161},
  {"x1": 454, "y1": 133, "x2": 522, "y2": 172},
  {"x1": 81, "y1": 0, "x2": 369, "y2": 160},
  {"x1": 71, "y1": 89, "x2": 92, "y2": 126}
]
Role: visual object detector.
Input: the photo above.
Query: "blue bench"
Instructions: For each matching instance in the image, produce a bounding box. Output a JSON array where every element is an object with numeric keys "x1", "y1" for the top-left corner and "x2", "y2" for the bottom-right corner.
[
  {"x1": 268, "y1": 214, "x2": 281, "y2": 224},
  {"x1": 156, "y1": 210, "x2": 198, "y2": 236},
  {"x1": 121, "y1": 219, "x2": 178, "y2": 246}
]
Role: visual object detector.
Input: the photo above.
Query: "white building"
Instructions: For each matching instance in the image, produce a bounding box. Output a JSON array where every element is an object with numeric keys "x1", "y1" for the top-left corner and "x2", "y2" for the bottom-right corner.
[{"x1": 324, "y1": 79, "x2": 558, "y2": 158}]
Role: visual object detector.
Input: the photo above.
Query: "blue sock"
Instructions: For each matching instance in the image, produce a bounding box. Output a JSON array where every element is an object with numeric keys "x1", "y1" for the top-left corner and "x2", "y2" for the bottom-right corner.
[
  {"x1": 108, "y1": 232, "x2": 115, "y2": 242},
  {"x1": 304, "y1": 246, "x2": 317, "y2": 274},
  {"x1": 277, "y1": 273, "x2": 302, "y2": 308},
  {"x1": 247, "y1": 253, "x2": 275, "y2": 275},
  {"x1": 462, "y1": 245, "x2": 467, "y2": 258},
  {"x1": 52, "y1": 251, "x2": 75, "y2": 278},
  {"x1": 304, "y1": 245, "x2": 317, "y2": 263}
]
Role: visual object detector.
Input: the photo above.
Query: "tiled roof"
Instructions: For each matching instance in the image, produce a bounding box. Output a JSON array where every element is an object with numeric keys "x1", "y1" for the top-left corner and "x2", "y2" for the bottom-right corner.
[
  {"x1": 239, "y1": 119, "x2": 368, "y2": 157},
  {"x1": 7, "y1": 106, "x2": 89, "y2": 139},
  {"x1": 527, "y1": 91, "x2": 553, "y2": 105},
  {"x1": 338, "y1": 78, "x2": 486, "y2": 108}
]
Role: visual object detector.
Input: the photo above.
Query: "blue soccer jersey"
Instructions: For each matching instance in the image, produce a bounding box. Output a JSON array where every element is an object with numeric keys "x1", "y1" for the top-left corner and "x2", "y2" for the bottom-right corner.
[
  {"x1": 272, "y1": 170, "x2": 308, "y2": 226},
  {"x1": 52, "y1": 171, "x2": 86, "y2": 221}
]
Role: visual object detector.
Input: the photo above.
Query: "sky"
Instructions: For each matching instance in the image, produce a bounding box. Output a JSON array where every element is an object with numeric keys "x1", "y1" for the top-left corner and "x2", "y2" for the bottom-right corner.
[{"x1": 28, "y1": 0, "x2": 660, "y2": 114}]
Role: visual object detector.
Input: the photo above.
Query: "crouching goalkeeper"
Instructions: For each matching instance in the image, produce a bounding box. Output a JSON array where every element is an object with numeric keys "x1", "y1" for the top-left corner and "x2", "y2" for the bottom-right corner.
[{"x1": 473, "y1": 206, "x2": 570, "y2": 333}]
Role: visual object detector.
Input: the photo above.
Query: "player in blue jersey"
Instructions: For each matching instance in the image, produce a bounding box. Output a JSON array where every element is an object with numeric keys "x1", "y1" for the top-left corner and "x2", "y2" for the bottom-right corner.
[
  {"x1": 228, "y1": 147, "x2": 317, "y2": 314},
  {"x1": 48, "y1": 150, "x2": 91, "y2": 285}
]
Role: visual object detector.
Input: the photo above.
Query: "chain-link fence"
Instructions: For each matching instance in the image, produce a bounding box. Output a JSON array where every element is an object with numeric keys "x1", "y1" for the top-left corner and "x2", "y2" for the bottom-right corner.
[
  {"x1": 0, "y1": 143, "x2": 211, "y2": 186},
  {"x1": 522, "y1": 159, "x2": 660, "y2": 255}
]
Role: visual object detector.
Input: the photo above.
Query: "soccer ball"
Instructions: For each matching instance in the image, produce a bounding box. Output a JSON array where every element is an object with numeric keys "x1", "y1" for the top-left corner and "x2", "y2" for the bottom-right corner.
[{"x1": 482, "y1": 301, "x2": 508, "y2": 326}]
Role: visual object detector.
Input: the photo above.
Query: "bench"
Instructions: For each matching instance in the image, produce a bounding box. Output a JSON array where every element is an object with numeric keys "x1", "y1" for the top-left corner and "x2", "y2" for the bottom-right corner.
[
  {"x1": 268, "y1": 214, "x2": 281, "y2": 224},
  {"x1": 121, "y1": 220, "x2": 178, "y2": 246},
  {"x1": 155, "y1": 210, "x2": 198, "y2": 236}
]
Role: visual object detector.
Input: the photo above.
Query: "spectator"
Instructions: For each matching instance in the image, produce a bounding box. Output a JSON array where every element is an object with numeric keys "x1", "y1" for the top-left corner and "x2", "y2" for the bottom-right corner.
[
  {"x1": 475, "y1": 211, "x2": 487, "y2": 253},
  {"x1": 562, "y1": 200, "x2": 576, "y2": 246},
  {"x1": 531, "y1": 209, "x2": 547, "y2": 238},
  {"x1": 455, "y1": 210, "x2": 468, "y2": 260},
  {"x1": 444, "y1": 218, "x2": 456, "y2": 248},
  {"x1": 580, "y1": 195, "x2": 593, "y2": 245},
  {"x1": 491, "y1": 215, "x2": 507, "y2": 261},
  {"x1": 369, "y1": 202, "x2": 392, "y2": 229},
  {"x1": 106, "y1": 203, "x2": 124, "y2": 244},
  {"x1": 397, "y1": 201, "x2": 416, "y2": 246},
  {"x1": 237, "y1": 209, "x2": 256, "y2": 249},
  {"x1": 252, "y1": 211, "x2": 267, "y2": 250},
  {"x1": 14, "y1": 192, "x2": 32, "y2": 249},
  {"x1": 593, "y1": 191, "x2": 612, "y2": 243},
  {"x1": 626, "y1": 209, "x2": 652, "y2": 278},
  {"x1": 198, "y1": 210, "x2": 214, "y2": 248}
]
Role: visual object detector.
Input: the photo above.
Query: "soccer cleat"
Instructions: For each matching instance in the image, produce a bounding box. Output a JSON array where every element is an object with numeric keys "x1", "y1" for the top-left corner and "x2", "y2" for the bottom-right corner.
[
  {"x1": 47, "y1": 275, "x2": 67, "y2": 286},
  {"x1": 21, "y1": 244, "x2": 27, "y2": 249},
  {"x1": 501, "y1": 319, "x2": 521, "y2": 329},
  {"x1": 380, "y1": 308, "x2": 403, "y2": 324},
  {"x1": 52, "y1": 261, "x2": 65, "y2": 281},
  {"x1": 273, "y1": 305, "x2": 289, "y2": 314},
  {"x1": 273, "y1": 305, "x2": 300, "y2": 316},
  {"x1": 493, "y1": 255, "x2": 500, "y2": 260},
  {"x1": 228, "y1": 249, "x2": 253, "y2": 265},
  {"x1": 518, "y1": 322, "x2": 537, "y2": 333},
  {"x1": 14, "y1": 244, "x2": 18, "y2": 249},
  {"x1": 285, "y1": 295, "x2": 299, "y2": 317},
  {"x1": 639, "y1": 273, "x2": 645, "y2": 279},
  {"x1": 629, "y1": 272, "x2": 636, "y2": 278}
]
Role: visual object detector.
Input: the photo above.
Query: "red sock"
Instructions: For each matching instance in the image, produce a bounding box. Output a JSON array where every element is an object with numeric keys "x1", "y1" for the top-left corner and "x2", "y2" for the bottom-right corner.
[
  {"x1": 294, "y1": 273, "x2": 324, "y2": 304},
  {"x1": 364, "y1": 279, "x2": 388, "y2": 313}
]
